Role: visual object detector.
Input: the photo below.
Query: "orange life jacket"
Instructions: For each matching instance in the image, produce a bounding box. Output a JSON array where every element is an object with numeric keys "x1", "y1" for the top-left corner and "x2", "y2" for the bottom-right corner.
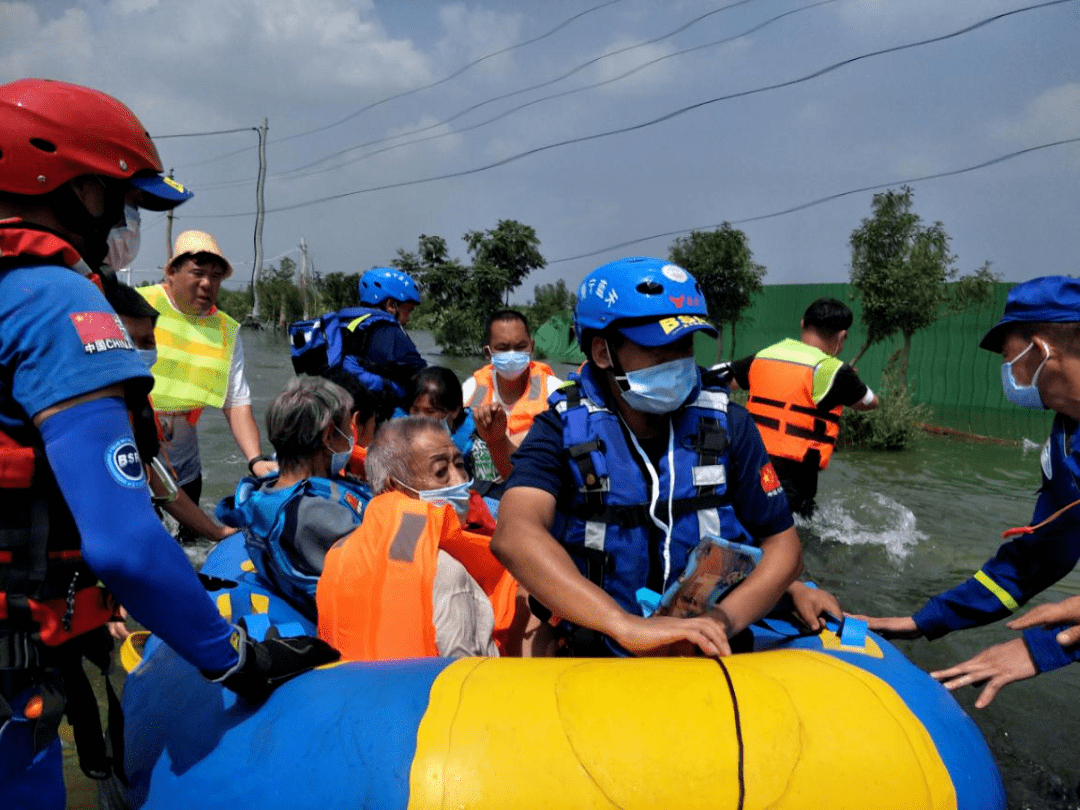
[
  {"x1": 745, "y1": 339, "x2": 844, "y2": 469},
  {"x1": 0, "y1": 428, "x2": 116, "y2": 649},
  {"x1": 467, "y1": 361, "x2": 556, "y2": 436},
  {"x1": 316, "y1": 490, "x2": 518, "y2": 661},
  {"x1": 345, "y1": 441, "x2": 367, "y2": 480}
]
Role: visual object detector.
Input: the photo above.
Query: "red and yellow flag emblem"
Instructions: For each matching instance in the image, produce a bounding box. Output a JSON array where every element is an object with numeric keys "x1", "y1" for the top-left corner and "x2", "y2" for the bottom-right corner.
[{"x1": 759, "y1": 462, "x2": 781, "y2": 493}]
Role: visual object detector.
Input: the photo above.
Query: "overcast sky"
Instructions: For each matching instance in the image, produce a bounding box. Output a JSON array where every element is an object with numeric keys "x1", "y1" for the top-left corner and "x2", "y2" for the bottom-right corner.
[{"x1": 4, "y1": 0, "x2": 1077, "y2": 300}]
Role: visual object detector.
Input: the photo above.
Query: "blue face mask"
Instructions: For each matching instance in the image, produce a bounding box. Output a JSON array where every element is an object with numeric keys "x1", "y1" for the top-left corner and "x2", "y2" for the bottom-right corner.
[
  {"x1": 136, "y1": 348, "x2": 157, "y2": 369},
  {"x1": 491, "y1": 350, "x2": 531, "y2": 380},
  {"x1": 327, "y1": 425, "x2": 354, "y2": 476},
  {"x1": 399, "y1": 478, "x2": 473, "y2": 522},
  {"x1": 615, "y1": 355, "x2": 699, "y2": 415},
  {"x1": 1001, "y1": 341, "x2": 1048, "y2": 409}
]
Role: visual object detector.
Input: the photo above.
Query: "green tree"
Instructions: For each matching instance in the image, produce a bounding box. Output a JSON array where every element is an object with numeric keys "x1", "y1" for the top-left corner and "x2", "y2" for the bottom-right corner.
[
  {"x1": 216, "y1": 287, "x2": 252, "y2": 322},
  {"x1": 465, "y1": 220, "x2": 544, "y2": 307},
  {"x1": 317, "y1": 271, "x2": 361, "y2": 312},
  {"x1": 396, "y1": 221, "x2": 545, "y2": 355},
  {"x1": 849, "y1": 186, "x2": 993, "y2": 383},
  {"x1": 257, "y1": 257, "x2": 304, "y2": 328},
  {"x1": 526, "y1": 279, "x2": 576, "y2": 330},
  {"x1": 668, "y1": 223, "x2": 765, "y2": 359}
]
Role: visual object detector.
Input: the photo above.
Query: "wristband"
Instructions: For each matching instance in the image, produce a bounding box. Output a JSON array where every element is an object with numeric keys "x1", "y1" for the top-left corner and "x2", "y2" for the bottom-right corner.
[{"x1": 247, "y1": 454, "x2": 274, "y2": 475}]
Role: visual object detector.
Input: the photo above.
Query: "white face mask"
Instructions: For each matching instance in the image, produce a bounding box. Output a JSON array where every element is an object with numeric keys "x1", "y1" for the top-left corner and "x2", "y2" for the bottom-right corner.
[{"x1": 104, "y1": 204, "x2": 141, "y2": 271}]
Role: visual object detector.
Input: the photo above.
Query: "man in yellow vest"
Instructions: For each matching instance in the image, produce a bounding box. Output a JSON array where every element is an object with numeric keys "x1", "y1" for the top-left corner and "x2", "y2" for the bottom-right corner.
[
  {"x1": 726, "y1": 298, "x2": 878, "y2": 518},
  {"x1": 139, "y1": 230, "x2": 276, "y2": 536},
  {"x1": 461, "y1": 310, "x2": 563, "y2": 482}
]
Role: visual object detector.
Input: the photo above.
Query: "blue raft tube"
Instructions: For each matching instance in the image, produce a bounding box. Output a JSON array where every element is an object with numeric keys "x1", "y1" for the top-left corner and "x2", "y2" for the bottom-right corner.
[{"x1": 115, "y1": 535, "x2": 1006, "y2": 810}]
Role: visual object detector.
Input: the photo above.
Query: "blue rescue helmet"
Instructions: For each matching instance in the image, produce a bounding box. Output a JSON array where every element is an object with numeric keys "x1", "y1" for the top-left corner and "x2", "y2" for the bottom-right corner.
[
  {"x1": 574, "y1": 256, "x2": 717, "y2": 349},
  {"x1": 358, "y1": 267, "x2": 421, "y2": 307}
]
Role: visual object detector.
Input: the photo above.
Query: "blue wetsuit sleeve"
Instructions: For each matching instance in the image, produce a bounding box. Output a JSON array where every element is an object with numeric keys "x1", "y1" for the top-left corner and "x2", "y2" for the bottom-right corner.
[
  {"x1": 1022, "y1": 624, "x2": 1080, "y2": 672},
  {"x1": 38, "y1": 396, "x2": 238, "y2": 672},
  {"x1": 725, "y1": 402, "x2": 794, "y2": 539},
  {"x1": 912, "y1": 491, "x2": 1080, "y2": 640}
]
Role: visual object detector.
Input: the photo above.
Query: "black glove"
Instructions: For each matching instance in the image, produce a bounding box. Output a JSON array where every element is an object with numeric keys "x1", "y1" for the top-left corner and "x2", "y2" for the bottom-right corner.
[{"x1": 204, "y1": 623, "x2": 340, "y2": 704}]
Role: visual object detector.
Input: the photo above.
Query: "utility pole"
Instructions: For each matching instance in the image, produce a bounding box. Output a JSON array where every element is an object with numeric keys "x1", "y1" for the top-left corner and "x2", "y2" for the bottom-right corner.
[
  {"x1": 165, "y1": 167, "x2": 176, "y2": 263},
  {"x1": 299, "y1": 237, "x2": 310, "y2": 320},
  {"x1": 249, "y1": 117, "x2": 268, "y2": 323}
]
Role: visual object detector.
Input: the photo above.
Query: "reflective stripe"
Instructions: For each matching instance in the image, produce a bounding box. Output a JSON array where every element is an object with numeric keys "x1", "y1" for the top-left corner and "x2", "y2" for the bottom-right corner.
[
  {"x1": 584, "y1": 521, "x2": 606, "y2": 552},
  {"x1": 697, "y1": 509, "x2": 721, "y2": 543},
  {"x1": 693, "y1": 389, "x2": 729, "y2": 411},
  {"x1": 974, "y1": 570, "x2": 1019, "y2": 612},
  {"x1": 139, "y1": 284, "x2": 239, "y2": 410},
  {"x1": 389, "y1": 512, "x2": 428, "y2": 562},
  {"x1": 692, "y1": 465, "x2": 727, "y2": 487},
  {"x1": 468, "y1": 362, "x2": 557, "y2": 434}
]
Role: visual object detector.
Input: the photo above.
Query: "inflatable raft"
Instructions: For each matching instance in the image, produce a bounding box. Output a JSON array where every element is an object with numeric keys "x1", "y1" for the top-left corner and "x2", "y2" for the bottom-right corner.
[{"x1": 117, "y1": 535, "x2": 1006, "y2": 810}]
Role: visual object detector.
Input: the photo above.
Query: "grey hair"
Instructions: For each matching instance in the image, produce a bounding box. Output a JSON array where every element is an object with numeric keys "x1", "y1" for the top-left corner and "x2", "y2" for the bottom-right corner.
[
  {"x1": 265, "y1": 375, "x2": 353, "y2": 471},
  {"x1": 366, "y1": 416, "x2": 447, "y2": 494}
]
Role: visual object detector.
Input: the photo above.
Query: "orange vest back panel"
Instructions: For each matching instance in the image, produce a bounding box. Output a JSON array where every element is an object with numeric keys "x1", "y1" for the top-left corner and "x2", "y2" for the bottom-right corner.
[{"x1": 746, "y1": 354, "x2": 842, "y2": 468}]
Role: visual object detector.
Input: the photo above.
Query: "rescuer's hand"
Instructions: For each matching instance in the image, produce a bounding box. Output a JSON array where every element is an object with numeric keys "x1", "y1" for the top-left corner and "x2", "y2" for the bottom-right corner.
[
  {"x1": 205, "y1": 623, "x2": 341, "y2": 703},
  {"x1": 788, "y1": 582, "x2": 842, "y2": 632},
  {"x1": 853, "y1": 614, "x2": 923, "y2": 640},
  {"x1": 1007, "y1": 595, "x2": 1080, "y2": 647},
  {"x1": 931, "y1": 637, "x2": 1037, "y2": 709}
]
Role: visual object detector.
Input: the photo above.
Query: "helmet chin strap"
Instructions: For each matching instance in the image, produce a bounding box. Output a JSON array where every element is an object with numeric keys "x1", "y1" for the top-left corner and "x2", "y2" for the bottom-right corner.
[{"x1": 46, "y1": 180, "x2": 125, "y2": 271}]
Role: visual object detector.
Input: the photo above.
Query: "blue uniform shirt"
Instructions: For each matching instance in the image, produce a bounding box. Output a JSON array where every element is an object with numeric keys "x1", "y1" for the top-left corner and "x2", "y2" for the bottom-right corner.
[
  {"x1": 0, "y1": 264, "x2": 151, "y2": 427},
  {"x1": 508, "y1": 387, "x2": 794, "y2": 541},
  {"x1": 913, "y1": 415, "x2": 1080, "y2": 672}
]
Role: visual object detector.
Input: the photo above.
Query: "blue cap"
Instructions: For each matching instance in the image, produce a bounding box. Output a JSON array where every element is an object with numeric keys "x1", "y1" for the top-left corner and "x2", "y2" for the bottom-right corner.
[
  {"x1": 129, "y1": 172, "x2": 193, "y2": 211},
  {"x1": 617, "y1": 314, "x2": 716, "y2": 347},
  {"x1": 980, "y1": 275, "x2": 1080, "y2": 352}
]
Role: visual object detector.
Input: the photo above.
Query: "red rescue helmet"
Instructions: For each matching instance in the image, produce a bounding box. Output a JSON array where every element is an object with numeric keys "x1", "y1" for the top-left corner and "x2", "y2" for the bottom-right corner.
[{"x1": 0, "y1": 78, "x2": 191, "y2": 210}]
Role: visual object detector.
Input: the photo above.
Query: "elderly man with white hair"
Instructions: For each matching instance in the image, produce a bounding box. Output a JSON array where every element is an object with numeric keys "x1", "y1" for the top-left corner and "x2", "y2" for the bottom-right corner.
[{"x1": 317, "y1": 416, "x2": 520, "y2": 660}]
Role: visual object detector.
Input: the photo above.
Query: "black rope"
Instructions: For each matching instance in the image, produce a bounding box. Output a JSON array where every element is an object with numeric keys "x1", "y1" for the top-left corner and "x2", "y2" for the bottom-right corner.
[{"x1": 715, "y1": 657, "x2": 745, "y2": 810}]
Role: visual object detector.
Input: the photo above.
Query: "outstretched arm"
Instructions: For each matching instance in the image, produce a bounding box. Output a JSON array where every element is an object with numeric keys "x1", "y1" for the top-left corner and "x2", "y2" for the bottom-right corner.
[{"x1": 223, "y1": 403, "x2": 277, "y2": 478}]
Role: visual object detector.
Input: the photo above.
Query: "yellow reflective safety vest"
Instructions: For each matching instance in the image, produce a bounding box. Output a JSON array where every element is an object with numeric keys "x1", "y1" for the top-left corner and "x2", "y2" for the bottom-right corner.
[
  {"x1": 746, "y1": 338, "x2": 844, "y2": 469},
  {"x1": 139, "y1": 284, "x2": 239, "y2": 411}
]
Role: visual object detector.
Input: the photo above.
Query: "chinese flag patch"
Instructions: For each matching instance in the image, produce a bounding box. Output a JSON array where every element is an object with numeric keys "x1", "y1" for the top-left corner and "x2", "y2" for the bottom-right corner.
[
  {"x1": 70, "y1": 311, "x2": 131, "y2": 354},
  {"x1": 71, "y1": 311, "x2": 125, "y2": 342},
  {"x1": 759, "y1": 461, "x2": 781, "y2": 493}
]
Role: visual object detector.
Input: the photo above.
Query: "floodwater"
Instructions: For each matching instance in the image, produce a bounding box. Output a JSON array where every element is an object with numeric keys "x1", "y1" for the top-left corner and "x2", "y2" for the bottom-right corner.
[{"x1": 67, "y1": 328, "x2": 1080, "y2": 809}]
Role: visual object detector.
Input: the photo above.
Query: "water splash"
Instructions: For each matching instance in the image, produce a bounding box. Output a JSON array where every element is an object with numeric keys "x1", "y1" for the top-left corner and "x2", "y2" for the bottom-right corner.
[
  {"x1": 1021, "y1": 437, "x2": 1043, "y2": 453},
  {"x1": 804, "y1": 491, "x2": 925, "y2": 562}
]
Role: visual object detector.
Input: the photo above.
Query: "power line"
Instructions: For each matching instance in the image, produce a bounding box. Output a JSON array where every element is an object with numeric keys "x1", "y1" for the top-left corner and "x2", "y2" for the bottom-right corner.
[
  {"x1": 175, "y1": 0, "x2": 629, "y2": 171},
  {"x1": 547, "y1": 135, "x2": 1080, "y2": 264},
  {"x1": 273, "y1": 0, "x2": 629, "y2": 145},
  {"x1": 258, "y1": 0, "x2": 832, "y2": 187},
  {"x1": 269, "y1": 0, "x2": 770, "y2": 180},
  {"x1": 191, "y1": 0, "x2": 1071, "y2": 218},
  {"x1": 156, "y1": 126, "x2": 257, "y2": 139}
]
